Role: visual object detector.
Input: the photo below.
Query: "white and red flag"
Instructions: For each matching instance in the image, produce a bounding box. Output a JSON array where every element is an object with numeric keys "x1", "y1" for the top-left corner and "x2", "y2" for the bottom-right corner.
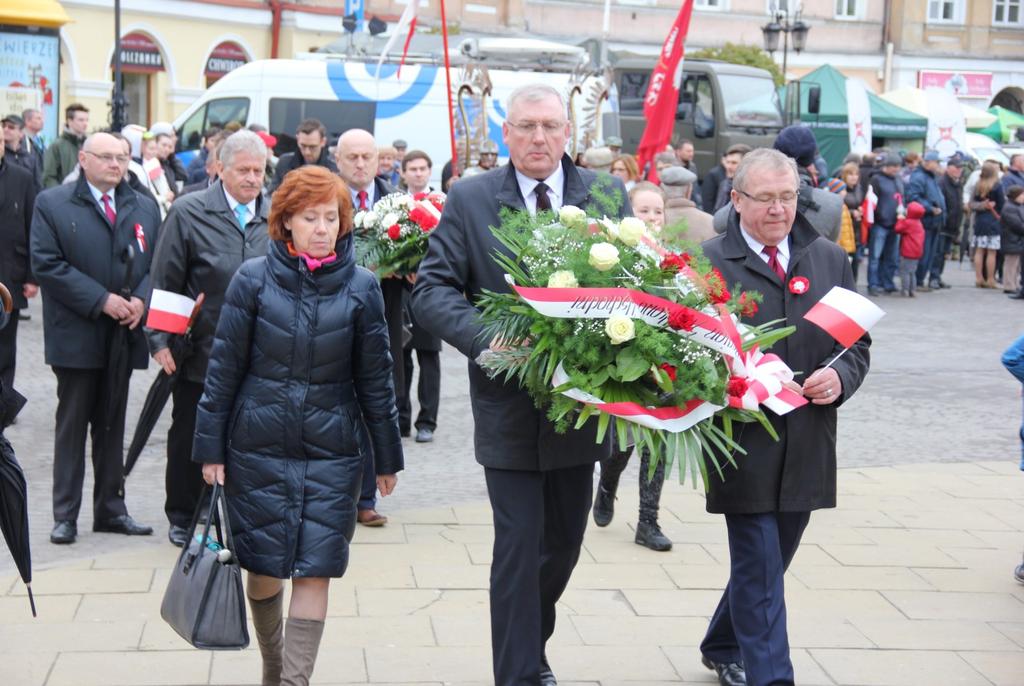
[
  {"x1": 634, "y1": 0, "x2": 694, "y2": 184},
  {"x1": 146, "y1": 289, "x2": 196, "y2": 334},
  {"x1": 375, "y1": 0, "x2": 419, "y2": 80},
  {"x1": 804, "y1": 286, "x2": 884, "y2": 349}
]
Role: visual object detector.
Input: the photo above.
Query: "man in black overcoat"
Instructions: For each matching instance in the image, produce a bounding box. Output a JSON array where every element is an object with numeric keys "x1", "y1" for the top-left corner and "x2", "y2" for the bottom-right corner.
[
  {"x1": 336, "y1": 128, "x2": 400, "y2": 527},
  {"x1": 267, "y1": 118, "x2": 338, "y2": 193},
  {"x1": 697, "y1": 148, "x2": 871, "y2": 686},
  {"x1": 0, "y1": 140, "x2": 37, "y2": 400},
  {"x1": 30, "y1": 132, "x2": 161, "y2": 545},
  {"x1": 412, "y1": 84, "x2": 630, "y2": 686},
  {"x1": 147, "y1": 130, "x2": 270, "y2": 547}
]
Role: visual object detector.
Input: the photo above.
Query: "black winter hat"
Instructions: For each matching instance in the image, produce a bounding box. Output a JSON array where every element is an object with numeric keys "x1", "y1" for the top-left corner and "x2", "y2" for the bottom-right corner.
[{"x1": 773, "y1": 125, "x2": 817, "y2": 168}]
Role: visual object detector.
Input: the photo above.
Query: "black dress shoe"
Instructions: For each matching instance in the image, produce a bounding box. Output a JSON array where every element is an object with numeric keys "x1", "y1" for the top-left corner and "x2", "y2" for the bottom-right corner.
[
  {"x1": 93, "y1": 515, "x2": 154, "y2": 536},
  {"x1": 539, "y1": 653, "x2": 557, "y2": 685},
  {"x1": 702, "y1": 656, "x2": 746, "y2": 686},
  {"x1": 1008, "y1": 292, "x2": 1024, "y2": 300},
  {"x1": 635, "y1": 521, "x2": 673, "y2": 551},
  {"x1": 50, "y1": 520, "x2": 77, "y2": 545},
  {"x1": 592, "y1": 484, "x2": 615, "y2": 527},
  {"x1": 415, "y1": 427, "x2": 434, "y2": 443},
  {"x1": 168, "y1": 524, "x2": 190, "y2": 547}
]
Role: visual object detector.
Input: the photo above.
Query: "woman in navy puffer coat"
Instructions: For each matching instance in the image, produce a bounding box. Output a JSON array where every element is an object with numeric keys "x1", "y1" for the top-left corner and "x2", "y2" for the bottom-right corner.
[{"x1": 193, "y1": 166, "x2": 402, "y2": 686}]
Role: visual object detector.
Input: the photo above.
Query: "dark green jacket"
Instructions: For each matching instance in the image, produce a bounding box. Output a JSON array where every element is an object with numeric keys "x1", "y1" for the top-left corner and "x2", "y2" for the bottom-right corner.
[{"x1": 42, "y1": 130, "x2": 84, "y2": 188}]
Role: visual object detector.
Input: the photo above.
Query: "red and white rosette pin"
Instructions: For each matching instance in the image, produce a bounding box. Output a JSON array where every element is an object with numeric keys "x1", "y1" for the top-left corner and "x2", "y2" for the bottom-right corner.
[
  {"x1": 788, "y1": 276, "x2": 809, "y2": 295},
  {"x1": 134, "y1": 224, "x2": 147, "y2": 253},
  {"x1": 725, "y1": 346, "x2": 808, "y2": 415}
]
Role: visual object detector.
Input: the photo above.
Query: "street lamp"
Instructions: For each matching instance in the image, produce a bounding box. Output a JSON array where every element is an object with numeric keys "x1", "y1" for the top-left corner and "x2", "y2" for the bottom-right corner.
[{"x1": 761, "y1": 5, "x2": 810, "y2": 83}]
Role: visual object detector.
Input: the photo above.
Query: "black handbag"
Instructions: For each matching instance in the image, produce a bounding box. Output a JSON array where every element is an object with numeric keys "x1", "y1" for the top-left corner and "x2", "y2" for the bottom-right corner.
[{"x1": 160, "y1": 483, "x2": 250, "y2": 650}]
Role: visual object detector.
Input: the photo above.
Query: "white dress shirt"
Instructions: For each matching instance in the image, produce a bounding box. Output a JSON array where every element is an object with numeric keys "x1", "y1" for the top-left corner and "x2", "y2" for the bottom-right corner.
[
  {"x1": 223, "y1": 186, "x2": 256, "y2": 226},
  {"x1": 740, "y1": 224, "x2": 791, "y2": 274},
  {"x1": 515, "y1": 165, "x2": 565, "y2": 216},
  {"x1": 87, "y1": 181, "x2": 116, "y2": 215}
]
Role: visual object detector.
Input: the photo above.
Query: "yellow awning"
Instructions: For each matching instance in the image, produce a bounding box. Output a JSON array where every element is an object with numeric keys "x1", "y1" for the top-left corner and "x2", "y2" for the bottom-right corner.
[{"x1": 0, "y1": 0, "x2": 71, "y2": 29}]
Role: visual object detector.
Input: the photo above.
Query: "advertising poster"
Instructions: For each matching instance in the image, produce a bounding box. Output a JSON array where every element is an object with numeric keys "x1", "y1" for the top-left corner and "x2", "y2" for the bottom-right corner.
[{"x1": 0, "y1": 30, "x2": 60, "y2": 143}]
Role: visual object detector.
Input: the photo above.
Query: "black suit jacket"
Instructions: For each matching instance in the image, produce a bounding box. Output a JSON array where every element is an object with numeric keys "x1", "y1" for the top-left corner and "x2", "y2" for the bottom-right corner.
[
  {"x1": 0, "y1": 159, "x2": 37, "y2": 310},
  {"x1": 701, "y1": 211, "x2": 870, "y2": 514},
  {"x1": 412, "y1": 155, "x2": 631, "y2": 471},
  {"x1": 269, "y1": 149, "x2": 339, "y2": 193}
]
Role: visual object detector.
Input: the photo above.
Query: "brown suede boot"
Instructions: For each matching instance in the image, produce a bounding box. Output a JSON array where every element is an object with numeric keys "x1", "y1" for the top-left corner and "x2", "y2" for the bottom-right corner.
[
  {"x1": 248, "y1": 592, "x2": 284, "y2": 686},
  {"x1": 281, "y1": 617, "x2": 325, "y2": 686}
]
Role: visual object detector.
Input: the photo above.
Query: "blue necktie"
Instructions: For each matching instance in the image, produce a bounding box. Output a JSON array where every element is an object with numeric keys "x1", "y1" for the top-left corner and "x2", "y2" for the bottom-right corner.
[{"x1": 234, "y1": 204, "x2": 248, "y2": 231}]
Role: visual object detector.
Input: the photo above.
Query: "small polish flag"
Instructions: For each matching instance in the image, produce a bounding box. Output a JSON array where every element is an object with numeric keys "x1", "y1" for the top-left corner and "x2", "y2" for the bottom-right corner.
[
  {"x1": 804, "y1": 286, "x2": 885, "y2": 349},
  {"x1": 146, "y1": 289, "x2": 195, "y2": 334}
]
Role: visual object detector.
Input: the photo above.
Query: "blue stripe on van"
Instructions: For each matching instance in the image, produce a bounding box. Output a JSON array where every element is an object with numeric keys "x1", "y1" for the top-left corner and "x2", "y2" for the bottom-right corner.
[{"x1": 326, "y1": 62, "x2": 437, "y2": 118}]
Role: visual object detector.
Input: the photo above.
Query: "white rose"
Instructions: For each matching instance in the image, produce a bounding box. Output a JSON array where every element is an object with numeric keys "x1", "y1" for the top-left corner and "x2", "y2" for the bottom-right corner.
[
  {"x1": 353, "y1": 211, "x2": 366, "y2": 228},
  {"x1": 605, "y1": 315, "x2": 636, "y2": 345},
  {"x1": 598, "y1": 217, "x2": 620, "y2": 241},
  {"x1": 381, "y1": 212, "x2": 399, "y2": 228},
  {"x1": 588, "y1": 242, "x2": 620, "y2": 271},
  {"x1": 363, "y1": 211, "x2": 378, "y2": 226},
  {"x1": 617, "y1": 217, "x2": 647, "y2": 246},
  {"x1": 546, "y1": 270, "x2": 579, "y2": 288},
  {"x1": 558, "y1": 205, "x2": 587, "y2": 229}
]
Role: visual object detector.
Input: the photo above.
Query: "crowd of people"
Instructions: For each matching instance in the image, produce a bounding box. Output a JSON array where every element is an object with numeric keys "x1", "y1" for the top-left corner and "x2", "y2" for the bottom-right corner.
[{"x1": 0, "y1": 90, "x2": 1016, "y2": 686}]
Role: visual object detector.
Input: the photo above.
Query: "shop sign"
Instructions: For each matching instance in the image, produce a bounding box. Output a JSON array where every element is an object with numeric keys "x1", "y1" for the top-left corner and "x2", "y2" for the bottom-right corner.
[
  {"x1": 205, "y1": 42, "x2": 248, "y2": 78},
  {"x1": 113, "y1": 32, "x2": 165, "y2": 72},
  {"x1": 0, "y1": 30, "x2": 60, "y2": 142},
  {"x1": 918, "y1": 70, "x2": 993, "y2": 99}
]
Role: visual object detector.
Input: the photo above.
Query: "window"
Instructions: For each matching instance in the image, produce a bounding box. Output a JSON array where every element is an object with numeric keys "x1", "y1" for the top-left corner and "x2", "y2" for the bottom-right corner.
[
  {"x1": 268, "y1": 98, "x2": 376, "y2": 156},
  {"x1": 176, "y1": 97, "x2": 250, "y2": 153},
  {"x1": 695, "y1": 0, "x2": 724, "y2": 9},
  {"x1": 994, "y1": 0, "x2": 1024, "y2": 25},
  {"x1": 835, "y1": 0, "x2": 859, "y2": 19},
  {"x1": 927, "y1": 0, "x2": 962, "y2": 23}
]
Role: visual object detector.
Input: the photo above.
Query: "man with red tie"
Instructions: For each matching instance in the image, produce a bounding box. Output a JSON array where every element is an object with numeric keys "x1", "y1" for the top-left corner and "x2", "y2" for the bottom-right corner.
[
  {"x1": 335, "y1": 129, "x2": 399, "y2": 527},
  {"x1": 30, "y1": 132, "x2": 161, "y2": 545}
]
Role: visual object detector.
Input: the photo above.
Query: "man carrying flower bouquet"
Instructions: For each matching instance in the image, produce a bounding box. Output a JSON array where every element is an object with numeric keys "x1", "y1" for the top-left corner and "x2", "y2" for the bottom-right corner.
[
  {"x1": 698, "y1": 148, "x2": 871, "y2": 686},
  {"x1": 412, "y1": 83, "x2": 631, "y2": 686}
]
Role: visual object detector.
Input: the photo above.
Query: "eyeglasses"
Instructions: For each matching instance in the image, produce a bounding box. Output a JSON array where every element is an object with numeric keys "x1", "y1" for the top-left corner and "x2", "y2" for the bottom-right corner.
[
  {"x1": 736, "y1": 189, "x2": 799, "y2": 207},
  {"x1": 85, "y1": 151, "x2": 130, "y2": 165},
  {"x1": 507, "y1": 120, "x2": 566, "y2": 135}
]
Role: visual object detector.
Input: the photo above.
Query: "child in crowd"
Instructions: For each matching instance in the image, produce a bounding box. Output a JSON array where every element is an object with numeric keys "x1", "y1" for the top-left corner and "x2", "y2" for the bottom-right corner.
[
  {"x1": 1000, "y1": 186, "x2": 1024, "y2": 295},
  {"x1": 894, "y1": 201, "x2": 925, "y2": 297},
  {"x1": 629, "y1": 181, "x2": 666, "y2": 232}
]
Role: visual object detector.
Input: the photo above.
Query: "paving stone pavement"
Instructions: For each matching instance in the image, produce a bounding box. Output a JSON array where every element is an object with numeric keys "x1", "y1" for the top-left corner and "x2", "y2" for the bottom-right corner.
[{"x1": 1, "y1": 260, "x2": 1023, "y2": 684}]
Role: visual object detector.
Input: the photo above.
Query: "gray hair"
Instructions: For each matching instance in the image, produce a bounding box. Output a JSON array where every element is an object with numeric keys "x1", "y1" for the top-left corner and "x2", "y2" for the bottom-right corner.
[
  {"x1": 654, "y1": 151, "x2": 678, "y2": 166},
  {"x1": 733, "y1": 148, "x2": 799, "y2": 194},
  {"x1": 507, "y1": 83, "x2": 566, "y2": 117},
  {"x1": 219, "y1": 130, "x2": 268, "y2": 168}
]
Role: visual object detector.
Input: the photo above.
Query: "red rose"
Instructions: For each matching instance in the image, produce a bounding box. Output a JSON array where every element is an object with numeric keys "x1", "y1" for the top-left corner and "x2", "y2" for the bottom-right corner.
[
  {"x1": 659, "y1": 363, "x2": 677, "y2": 381},
  {"x1": 788, "y1": 276, "x2": 810, "y2": 295},
  {"x1": 387, "y1": 224, "x2": 402, "y2": 240},
  {"x1": 413, "y1": 192, "x2": 429, "y2": 201},
  {"x1": 668, "y1": 307, "x2": 697, "y2": 331},
  {"x1": 727, "y1": 376, "x2": 749, "y2": 398},
  {"x1": 738, "y1": 293, "x2": 758, "y2": 318},
  {"x1": 409, "y1": 206, "x2": 439, "y2": 232}
]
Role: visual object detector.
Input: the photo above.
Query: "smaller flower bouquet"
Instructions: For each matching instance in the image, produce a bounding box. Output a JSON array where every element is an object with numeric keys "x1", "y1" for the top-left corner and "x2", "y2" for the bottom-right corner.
[
  {"x1": 476, "y1": 203, "x2": 807, "y2": 488},
  {"x1": 355, "y1": 191, "x2": 446, "y2": 276}
]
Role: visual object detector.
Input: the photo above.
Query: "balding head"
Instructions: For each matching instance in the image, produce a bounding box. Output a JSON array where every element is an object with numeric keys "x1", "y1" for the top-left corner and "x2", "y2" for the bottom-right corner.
[
  {"x1": 80, "y1": 132, "x2": 130, "y2": 192},
  {"x1": 336, "y1": 129, "x2": 378, "y2": 191}
]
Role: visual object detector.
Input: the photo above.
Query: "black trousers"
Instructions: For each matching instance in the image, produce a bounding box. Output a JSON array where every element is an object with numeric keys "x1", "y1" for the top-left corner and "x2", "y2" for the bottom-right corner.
[
  {"x1": 165, "y1": 379, "x2": 205, "y2": 528},
  {"x1": 0, "y1": 310, "x2": 18, "y2": 394},
  {"x1": 51, "y1": 366, "x2": 131, "y2": 523},
  {"x1": 701, "y1": 511, "x2": 811, "y2": 686},
  {"x1": 398, "y1": 348, "x2": 440, "y2": 431},
  {"x1": 484, "y1": 464, "x2": 593, "y2": 686}
]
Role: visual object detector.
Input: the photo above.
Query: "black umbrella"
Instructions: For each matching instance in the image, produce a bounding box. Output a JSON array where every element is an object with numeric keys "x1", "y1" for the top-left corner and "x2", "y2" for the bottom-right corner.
[
  {"x1": 0, "y1": 436, "x2": 34, "y2": 617},
  {"x1": 122, "y1": 292, "x2": 206, "y2": 491},
  {"x1": 0, "y1": 284, "x2": 23, "y2": 428},
  {"x1": 104, "y1": 244, "x2": 135, "y2": 434}
]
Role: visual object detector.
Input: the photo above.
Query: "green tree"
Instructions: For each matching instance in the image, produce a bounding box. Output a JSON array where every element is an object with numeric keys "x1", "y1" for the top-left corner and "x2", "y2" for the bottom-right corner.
[{"x1": 690, "y1": 43, "x2": 784, "y2": 87}]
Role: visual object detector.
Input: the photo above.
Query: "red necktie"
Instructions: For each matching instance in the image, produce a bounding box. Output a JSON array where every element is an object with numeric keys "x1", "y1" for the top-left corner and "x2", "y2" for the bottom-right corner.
[
  {"x1": 534, "y1": 182, "x2": 552, "y2": 212},
  {"x1": 101, "y1": 194, "x2": 116, "y2": 225},
  {"x1": 762, "y1": 245, "x2": 786, "y2": 281},
  {"x1": 357, "y1": 190, "x2": 368, "y2": 211}
]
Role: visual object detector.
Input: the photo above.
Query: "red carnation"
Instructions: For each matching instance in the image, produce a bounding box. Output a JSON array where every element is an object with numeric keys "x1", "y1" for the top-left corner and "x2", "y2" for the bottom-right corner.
[
  {"x1": 413, "y1": 192, "x2": 429, "y2": 201},
  {"x1": 387, "y1": 224, "x2": 402, "y2": 240},
  {"x1": 668, "y1": 307, "x2": 697, "y2": 331},
  {"x1": 409, "y1": 206, "x2": 439, "y2": 232},
  {"x1": 659, "y1": 363, "x2": 677, "y2": 381},
  {"x1": 738, "y1": 293, "x2": 758, "y2": 318},
  {"x1": 706, "y1": 268, "x2": 731, "y2": 304},
  {"x1": 727, "y1": 376, "x2": 749, "y2": 398}
]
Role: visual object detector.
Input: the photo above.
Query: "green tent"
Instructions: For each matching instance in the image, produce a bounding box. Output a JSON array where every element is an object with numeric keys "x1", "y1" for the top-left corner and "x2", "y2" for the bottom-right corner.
[
  {"x1": 969, "y1": 106, "x2": 1024, "y2": 144},
  {"x1": 784, "y1": 65, "x2": 928, "y2": 171}
]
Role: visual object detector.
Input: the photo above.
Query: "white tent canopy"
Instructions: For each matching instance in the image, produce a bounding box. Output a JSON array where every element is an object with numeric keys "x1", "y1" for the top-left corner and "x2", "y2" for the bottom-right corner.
[{"x1": 879, "y1": 87, "x2": 997, "y2": 129}]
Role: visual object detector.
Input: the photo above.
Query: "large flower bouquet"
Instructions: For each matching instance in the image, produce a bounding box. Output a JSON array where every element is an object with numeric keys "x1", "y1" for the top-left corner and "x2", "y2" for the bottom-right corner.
[
  {"x1": 476, "y1": 204, "x2": 807, "y2": 488},
  {"x1": 355, "y1": 191, "x2": 446, "y2": 276}
]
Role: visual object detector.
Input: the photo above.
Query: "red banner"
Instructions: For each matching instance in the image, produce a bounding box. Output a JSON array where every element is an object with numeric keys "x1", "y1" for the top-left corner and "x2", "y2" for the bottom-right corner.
[{"x1": 635, "y1": 0, "x2": 694, "y2": 184}]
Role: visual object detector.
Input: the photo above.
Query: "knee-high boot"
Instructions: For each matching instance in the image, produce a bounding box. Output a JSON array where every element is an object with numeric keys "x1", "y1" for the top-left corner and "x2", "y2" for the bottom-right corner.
[
  {"x1": 593, "y1": 445, "x2": 633, "y2": 527},
  {"x1": 249, "y1": 591, "x2": 284, "y2": 686},
  {"x1": 281, "y1": 617, "x2": 325, "y2": 686},
  {"x1": 635, "y1": 448, "x2": 672, "y2": 551}
]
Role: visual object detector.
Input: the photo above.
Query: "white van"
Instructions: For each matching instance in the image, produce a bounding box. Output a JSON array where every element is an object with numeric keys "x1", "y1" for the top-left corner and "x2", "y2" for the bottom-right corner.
[{"x1": 173, "y1": 52, "x2": 598, "y2": 186}]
